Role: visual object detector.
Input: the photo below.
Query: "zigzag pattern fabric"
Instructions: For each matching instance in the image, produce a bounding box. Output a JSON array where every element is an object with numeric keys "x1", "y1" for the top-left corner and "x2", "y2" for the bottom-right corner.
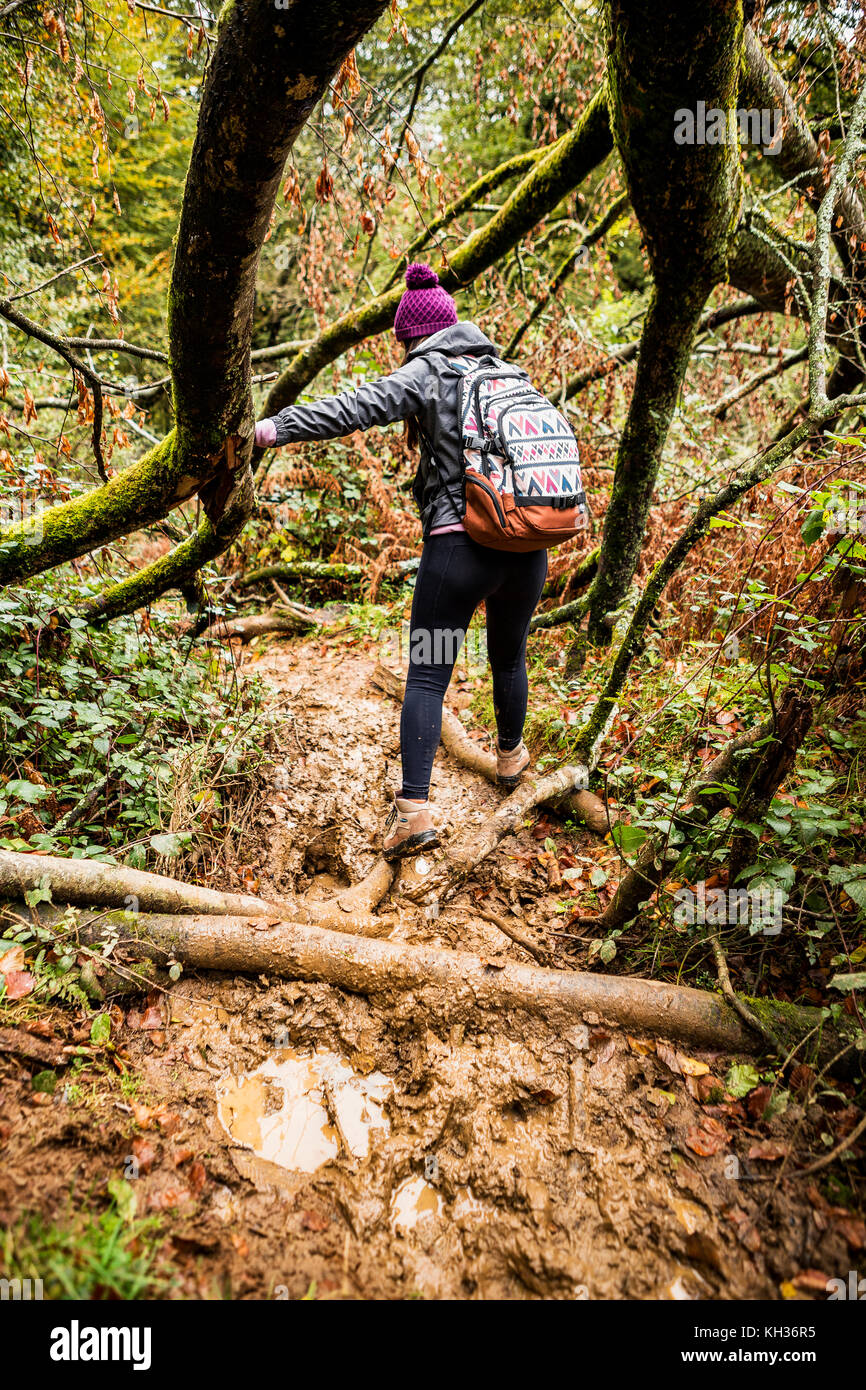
[{"x1": 455, "y1": 356, "x2": 585, "y2": 505}]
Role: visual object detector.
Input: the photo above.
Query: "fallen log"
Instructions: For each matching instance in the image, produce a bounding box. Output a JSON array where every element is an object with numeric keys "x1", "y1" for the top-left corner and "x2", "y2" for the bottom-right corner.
[
  {"x1": 0, "y1": 850, "x2": 394, "y2": 939},
  {"x1": 26, "y1": 903, "x2": 859, "y2": 1065},
  {"x1": 369, "y1": 662, "x2": 614, "y2": 835},
  {"x1": 199, "y1": 604, "x2": 324, "y2": 643}
]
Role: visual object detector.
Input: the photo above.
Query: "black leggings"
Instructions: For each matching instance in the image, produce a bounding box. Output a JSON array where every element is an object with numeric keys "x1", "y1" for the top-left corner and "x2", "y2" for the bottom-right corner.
[{"x1": 400, "y1": 532, "x2": 547, "y2": 800}]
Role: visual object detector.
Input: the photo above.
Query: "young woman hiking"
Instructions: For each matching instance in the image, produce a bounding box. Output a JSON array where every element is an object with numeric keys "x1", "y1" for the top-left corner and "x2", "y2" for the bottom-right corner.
[{"x1": 255, "y1": 263, "x2": 575, "y2": 860}]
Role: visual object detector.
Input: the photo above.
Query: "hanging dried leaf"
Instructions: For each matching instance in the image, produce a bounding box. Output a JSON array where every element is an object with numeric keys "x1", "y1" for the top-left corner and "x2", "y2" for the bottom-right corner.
[
  {"x1": 334, "y1": 50, "x2": 361, "y2": 105},
  {"x1": 315, "y1": 159, "x2": 334, "y2": 204}
]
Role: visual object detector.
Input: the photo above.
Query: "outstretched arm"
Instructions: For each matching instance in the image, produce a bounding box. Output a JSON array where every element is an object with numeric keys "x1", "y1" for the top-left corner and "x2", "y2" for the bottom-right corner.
[{"x1": 256, "y1": 356, "x2": 431, "y2": 446}]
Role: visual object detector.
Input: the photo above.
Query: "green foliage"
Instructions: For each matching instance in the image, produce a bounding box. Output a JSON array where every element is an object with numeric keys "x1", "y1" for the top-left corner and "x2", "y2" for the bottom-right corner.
[
  {"x1": 0, "y1": 1190, "x2": 171, "y2": 1300},
  {"x1": 0, "y1": 574, "x2": 276, "y2": 867},
  {"x1": 725, "y1": 1063, "x2": 760, "y2": 1098}
]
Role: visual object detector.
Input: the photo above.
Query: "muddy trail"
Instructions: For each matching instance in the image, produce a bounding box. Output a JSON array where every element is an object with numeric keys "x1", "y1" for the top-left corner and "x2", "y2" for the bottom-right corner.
[{"x1": 1, "y1": 631, "x2": 860, "y2": 1301}]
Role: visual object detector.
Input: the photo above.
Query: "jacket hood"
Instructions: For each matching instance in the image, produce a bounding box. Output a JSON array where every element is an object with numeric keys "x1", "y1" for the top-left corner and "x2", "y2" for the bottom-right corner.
[{"x1": 404, "y1": 321, "x2": 498, "y2": 361}]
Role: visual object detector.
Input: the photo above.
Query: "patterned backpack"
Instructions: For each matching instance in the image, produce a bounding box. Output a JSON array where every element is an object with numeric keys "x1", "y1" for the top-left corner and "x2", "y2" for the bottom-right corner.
[{"x1": 453, "y1": 353, "x2": 588, "y2": 551}]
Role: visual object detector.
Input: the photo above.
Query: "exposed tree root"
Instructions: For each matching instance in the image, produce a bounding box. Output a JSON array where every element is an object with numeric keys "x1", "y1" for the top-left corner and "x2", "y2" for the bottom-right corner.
[
  {"x1": 472, "y1": 907, "x2": 553, "y2": 965},
  {"x1": 332, "y1": 856, "x2": 395, "y2": 915},
  {"x1": 709, "y1": 932, "x2": 786, "y2": 1062},
  {"x1": 400, "y1": 764, "x2": 588, "y2": 905},
  {"x1": 369, "y1": 662, "x2": 614, "y2": 834},
  {"x1": 0, "y1": 850, "x2": 393, "y2": 939},
  {"x1": 793, "y1": 1111, "x2": 866, "y2": 1177},
  {"x1": 27, "y1": 902, "x2": 764, "y2": 1052},
  {"x1": 35, "y1": 900, "x2": 863, "y2": 1069},
  {"x1": 3, "y1": 894, "x2": 858, "y2": 1069}
]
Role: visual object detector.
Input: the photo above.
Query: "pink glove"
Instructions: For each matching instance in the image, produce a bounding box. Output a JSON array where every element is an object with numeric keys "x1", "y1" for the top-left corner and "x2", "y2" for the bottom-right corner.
[{"x1": 255, "y1": 417, "x2": 277, "y2": 447}]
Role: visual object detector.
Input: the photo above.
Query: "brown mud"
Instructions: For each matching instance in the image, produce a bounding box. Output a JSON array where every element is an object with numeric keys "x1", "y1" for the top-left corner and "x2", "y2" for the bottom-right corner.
[{"x1": 0, "y1": 634, "x2": 862, "y2": 1300}]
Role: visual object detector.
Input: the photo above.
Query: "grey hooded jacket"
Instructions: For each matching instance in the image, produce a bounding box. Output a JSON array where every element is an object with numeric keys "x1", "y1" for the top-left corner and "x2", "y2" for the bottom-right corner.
[{"x1": 267, "y1": 322, "x2": 527, "y2": 536}]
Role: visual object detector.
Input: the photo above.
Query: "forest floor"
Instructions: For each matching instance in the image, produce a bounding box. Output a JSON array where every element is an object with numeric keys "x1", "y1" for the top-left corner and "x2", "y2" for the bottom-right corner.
[{"x1": 1, "y1": 627, "x2": 864, "y2": 1300}]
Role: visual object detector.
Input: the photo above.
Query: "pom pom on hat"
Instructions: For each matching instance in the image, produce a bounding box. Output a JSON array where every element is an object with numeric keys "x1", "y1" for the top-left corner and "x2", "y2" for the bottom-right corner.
[
  {"x1": 393, "y1": 262, "x2": 457, "y2": 342},
  {"x1": 404, "y1": 262, "x2": 439, "y2": 289}
]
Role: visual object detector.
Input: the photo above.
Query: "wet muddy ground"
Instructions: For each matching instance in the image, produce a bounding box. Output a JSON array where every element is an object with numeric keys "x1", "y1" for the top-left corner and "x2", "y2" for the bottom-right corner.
[{"x1": 1, "y1": 634, "x2": 862, "y2": 1299}]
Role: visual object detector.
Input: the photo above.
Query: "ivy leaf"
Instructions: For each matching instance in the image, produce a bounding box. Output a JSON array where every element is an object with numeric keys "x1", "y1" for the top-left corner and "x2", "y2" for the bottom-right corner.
[
  {"x1": 148, "y1": 832, "x2": 191, "y2": 858},
  {"x1": 5, "y1": 779, "x2": 49, "y2": 804},
  {"x1": 800, "y1": 508, "x2": 827, "y2": 546},
  {"x1": 24, "y1": 873, "x2": 53, "y2": 909},
  {"x1": 828, "y1": 972, "x2": 866, "y2": 993},
  {"x1": 611, "y1": 823, "x2": 647, "y2": 855},
  {"x1": 841, "y1": 880, "x2": 866, "y2": 914},
  {"x1": 765, "y1": 815, "x2": 792, "y2": 836},
  {"x1": 725, "y1": 1063, "x2": 760, "y2": 1098},
  {"x1": 90, "y1": 1012, "x2": 111, "y2": 1045}
]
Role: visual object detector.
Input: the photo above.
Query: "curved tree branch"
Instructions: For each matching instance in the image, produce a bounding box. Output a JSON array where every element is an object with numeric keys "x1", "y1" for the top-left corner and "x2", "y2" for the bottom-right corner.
[
  {"x1": 259, "y1": 85, "x2": 614, "y2": 433},
  {"x1": 0, "y1": 0, "x2": 390, "y2": 588}
]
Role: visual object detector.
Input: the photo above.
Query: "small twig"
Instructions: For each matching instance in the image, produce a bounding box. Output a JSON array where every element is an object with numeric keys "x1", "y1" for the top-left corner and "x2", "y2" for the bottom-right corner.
[
  {"x1": 269, "y1": 576, "x2": 294, "y2": 607},
  {"x1": 790, "y1": 1100, "x2": 866, "y2": 1176},
  {"x1": 708, "y1": 932, "x2": 786, "y2": 1060},
  {"x1": 0, "y1": 295, "x2": 108, "y2": 478},
  {"x1": 7, "y1": 254, "x2": 104, "y2": 303},
  {"x1": 473, "y1": 906, "x2": 552, "y2": 965},
  {"x1": 134, "y1": 2, "x2": 214, "y2": 24}
]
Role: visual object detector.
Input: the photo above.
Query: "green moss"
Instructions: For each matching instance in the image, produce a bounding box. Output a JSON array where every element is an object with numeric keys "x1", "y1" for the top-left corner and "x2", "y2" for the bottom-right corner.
[
  {"x1": 0, "y1": 431, "x2": 181, "y2": 587},
  {"x1": 745, "y1": 995, "x2": 864, "y2": 1070}
]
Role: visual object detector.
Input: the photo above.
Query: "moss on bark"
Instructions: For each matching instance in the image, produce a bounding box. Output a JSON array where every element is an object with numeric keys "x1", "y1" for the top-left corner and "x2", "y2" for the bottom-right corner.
[
  {"x1": 584, "y1": 0, "x2": 744, "y2": 646},
  {"x1": 0, "y1": 431, "x2": 182, "y2": 586},
  {"x1": 81, "y1": 468, "x2": 255, "y2": 625}
]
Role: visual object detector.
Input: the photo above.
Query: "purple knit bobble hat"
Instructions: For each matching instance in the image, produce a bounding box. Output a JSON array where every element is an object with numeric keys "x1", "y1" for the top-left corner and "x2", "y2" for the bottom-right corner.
[{"x1": 393, "y1": 262, "x2": 457, "y2": 342}]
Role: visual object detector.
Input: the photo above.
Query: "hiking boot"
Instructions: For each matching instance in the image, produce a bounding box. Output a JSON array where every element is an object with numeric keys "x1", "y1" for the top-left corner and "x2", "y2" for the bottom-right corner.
[
  {"x1": 496, "y1": 740, "x2": 530, "y2": 789},
  {"x1": 383, "y1": 796, "x2": 440, "y2": 861}
]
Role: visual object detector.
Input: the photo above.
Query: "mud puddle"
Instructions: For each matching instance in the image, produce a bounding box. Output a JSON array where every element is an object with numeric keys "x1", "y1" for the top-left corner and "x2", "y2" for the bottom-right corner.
[{"x1": 217, "y1": 1050, "x2": 392, "y2": 1171}]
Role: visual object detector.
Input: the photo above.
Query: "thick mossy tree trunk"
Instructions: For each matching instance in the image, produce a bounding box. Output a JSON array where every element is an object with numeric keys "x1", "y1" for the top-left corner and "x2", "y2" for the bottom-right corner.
[
  {"x1": 0, "y1": 0, "x2": 388, "y2": 590},
  {"x1": 583, "y1": 0, "x2": 744, "y2": 647},
  {"x1": 741, "y1": 26, "x2": 866, "y2": 283}
]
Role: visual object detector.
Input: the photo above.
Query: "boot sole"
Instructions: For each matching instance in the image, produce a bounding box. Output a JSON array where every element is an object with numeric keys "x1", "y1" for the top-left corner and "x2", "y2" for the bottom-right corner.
[
  {"x1": 383, "y1": 829, "x2": 440, "y2": 862},
  {"x1": 497, "y1": 766, "x2": 529, "y2": 790}
]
